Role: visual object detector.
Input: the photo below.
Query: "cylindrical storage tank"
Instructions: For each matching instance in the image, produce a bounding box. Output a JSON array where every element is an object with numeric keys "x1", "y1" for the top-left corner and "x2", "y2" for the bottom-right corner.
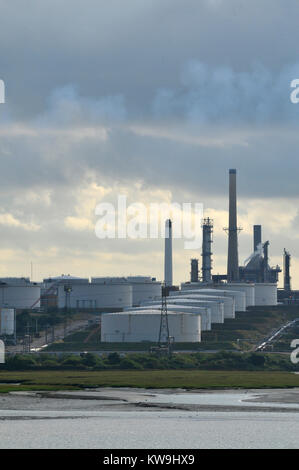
[
  {"x1": 126, "y1": 277, "x2": 162, "y2": 306},
  {"x1": 138, "y1": 299, "x2": 213, "y2": 330},
  {"x1": 0, "y1": 285, "x2": 41, "y2": 309},
  {"x1": 57, "y1": 283, "x2": 133, "y2": 310},
  {"x1": 208, "y1": 288, "x2": 246, "y2": 312},
  {"x1": 92, "y1": 276, "x2": 162, "y2": 306},
  {"x1": 182, "y1": 288, "x2": 244, "y2": 313},
  {"x1": 0, "y1": 308, "x2": 15, "y2": 335},
  {"x1": 214, "y1": 283, "x2": 255, "y2": 307},
  {"x1": 162, "y1": 297, "x2": 223, "y2": 324},
  {"x1": 170, "y1": 293, "x2": 234, "y2": 319},
  {"x1": 254, "y1": 283, "x2": 277, "y2": 306},
  {"x1": 126, "y1": 304, "x2": 211, "y2": 331},
  {"x1": 44, "y1": 275, "x2": 89, "y2": 289},
  {"x1": 101, "y1": 310, "x2": 201, "y2": 342}
]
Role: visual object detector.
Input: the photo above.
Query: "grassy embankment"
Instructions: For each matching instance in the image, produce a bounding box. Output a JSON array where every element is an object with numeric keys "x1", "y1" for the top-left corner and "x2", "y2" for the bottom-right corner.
[
  {"x1": 44, "y1": 305, "x2": 299, "y2": 352},
  {"x1": 1, "y1": 369, "x2": 299, "y2": 393}
]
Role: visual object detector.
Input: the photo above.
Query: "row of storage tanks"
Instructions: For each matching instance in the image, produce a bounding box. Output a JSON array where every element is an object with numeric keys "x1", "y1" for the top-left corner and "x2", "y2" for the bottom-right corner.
[
  {"x1": 101, "y1": 282, "x2": 278, "y2": 343},
  {"x1": 0, "y1": 276, "x2": 277, "y2": 312},
  {"x1": 42, "y1": 276, "x2": 162, "y2": 310},
  {"x1": 0, "y1": 276, "x2": 162, "y2": 311}
]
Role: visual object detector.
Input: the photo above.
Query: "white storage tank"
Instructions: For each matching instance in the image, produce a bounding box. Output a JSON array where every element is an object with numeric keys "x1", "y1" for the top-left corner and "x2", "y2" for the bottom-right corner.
[
  {"x1": 213, "y1": 283, "x2": 255, "y2": 307},
  {"x1": 57, "y1": 283, "x2": 133, "y2": 310},
  {"x1": 170, "y1": 291, "x2": 235, "y2": 319},
  {"x1": 0, "y1": 308, "x2": 15, "y2": 335},
  {"x1": 181, "y1": 287, "x2": 244, "y2": 313},
  {"x1": 140, "y1": 299, "x2": 213, "y2": 330},
  {"x1": 126, "y1": 276, "x2": 162, "y2": 306},
  {"x1": 101, "y1": 310, "x2": 201, "y2": 343},
  {"x1": 126, "y1": 304, "x2": 212, "y2": 331},
  {"x1": 164, "y1": 297, "x2": 224, "y2": 324},
  {"x1": 254, "y1": 283, "x2": 277, "y2": 306},
  {"x1": 0, "y1": 277, "x2": 30, "y2": 285},
  {"x1": 0, "y1": 284, "x2": 40, "y2": 309},
  {"x1": 207, "y1": 288, "x2": 246, "y2": 312},
  {"x1": 92, "y1": 276, "x2": 162, "y2": 306},
  {"x1": 43, "y1": 275, "x2": 89, "y2": 292}
]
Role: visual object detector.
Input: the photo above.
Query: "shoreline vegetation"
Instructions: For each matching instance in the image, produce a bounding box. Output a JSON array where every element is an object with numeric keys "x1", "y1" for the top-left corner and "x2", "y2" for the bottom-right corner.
[
  {"x1": 1, "y1": 350, "x2": 297, "y2": 372},
  {"x1": 0, "y1": 351, "x2": 299, "y2": 393}
]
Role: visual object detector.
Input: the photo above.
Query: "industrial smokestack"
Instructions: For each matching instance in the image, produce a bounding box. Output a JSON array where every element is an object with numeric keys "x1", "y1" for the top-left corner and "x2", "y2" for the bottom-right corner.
[
  {"x1": 253, "y1": 225, "x2": 262, "y2": 252},
  {"x1": 284, "y1": 248, "x2": 291, "y2": 293},
  {"x1": 202, "y1": 218, "x2": 213, "y2": 283},
  {"x1": 164, "y1": 219, "x2": 173, "y2": 287},
  {"x1": 227, "y1": 169, "x2": 239, "y2": 282}
]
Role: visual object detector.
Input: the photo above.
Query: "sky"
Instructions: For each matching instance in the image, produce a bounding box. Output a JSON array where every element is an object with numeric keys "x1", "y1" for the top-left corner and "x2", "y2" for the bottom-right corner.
[{"x1": 0, "y1": 0, "x2": 299, "y2": 286}]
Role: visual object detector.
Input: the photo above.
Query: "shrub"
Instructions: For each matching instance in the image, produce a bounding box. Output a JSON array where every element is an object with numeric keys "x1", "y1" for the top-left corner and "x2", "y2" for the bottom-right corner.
[
  {"x1": 61, "y1": 355, "x2": 85, "y2": 369},
  {"x1": 107, "y1": 352, "x2": 121, "y2": 365},
  {"x1": 119, "y1": 358, "x2": 143, "y2": 370}
]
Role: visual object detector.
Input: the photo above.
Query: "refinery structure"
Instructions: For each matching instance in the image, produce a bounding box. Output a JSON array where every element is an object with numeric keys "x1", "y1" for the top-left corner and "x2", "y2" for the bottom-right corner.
[
  {"x1": 100, "y1": 169, "x2": 295, "y2": 344},
  {"x1": 0, "y1": 169, "x2": 297, "y2": 346}
]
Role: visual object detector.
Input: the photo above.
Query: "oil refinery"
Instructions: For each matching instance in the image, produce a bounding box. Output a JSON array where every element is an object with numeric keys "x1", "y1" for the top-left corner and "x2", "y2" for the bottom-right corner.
[{"x1": 0, "y1": 169, "x2": 296, "y2": 346}]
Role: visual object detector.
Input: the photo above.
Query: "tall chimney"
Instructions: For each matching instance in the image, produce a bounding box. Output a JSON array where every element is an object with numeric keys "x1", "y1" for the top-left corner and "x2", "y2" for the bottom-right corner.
[
  {"x1": 284, "y1": 249, "x2": 291, "y2": 293},
  {"x1": 164, "y1": 219, "x2": 173, "y2": 287},
  {"x1": 253, "y1": 225, "x2": 262, "y2": 252},
  {"x1": 227, "y1": 169, "x2": 239, "y2": 282}
]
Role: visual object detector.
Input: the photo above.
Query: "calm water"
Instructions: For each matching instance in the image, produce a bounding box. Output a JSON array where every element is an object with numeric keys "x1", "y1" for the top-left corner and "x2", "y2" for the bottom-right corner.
[
  {"x1": 0, "y1": 410, "x2": 299, "y2": 449},
  {"x1": 1, "y1": 390, "x2": 299, "y2": 449}
]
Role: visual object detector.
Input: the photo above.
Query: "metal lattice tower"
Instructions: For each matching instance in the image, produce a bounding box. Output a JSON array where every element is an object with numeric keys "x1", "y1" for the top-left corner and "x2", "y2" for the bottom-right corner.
[{"x1": 158, "y1": 285, "x2": 170, "y2": 346}]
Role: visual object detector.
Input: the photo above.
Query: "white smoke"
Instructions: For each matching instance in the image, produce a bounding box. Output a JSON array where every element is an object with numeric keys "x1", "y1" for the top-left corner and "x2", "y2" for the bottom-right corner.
[{"x1": 243, "y1": 242, "x2": 263, "y2": 266}]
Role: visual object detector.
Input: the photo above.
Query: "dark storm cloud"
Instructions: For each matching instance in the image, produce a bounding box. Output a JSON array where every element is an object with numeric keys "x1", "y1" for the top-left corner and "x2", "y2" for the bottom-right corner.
[{"x1": 1, "y1": 0, "x2": 299, "y2": 117}]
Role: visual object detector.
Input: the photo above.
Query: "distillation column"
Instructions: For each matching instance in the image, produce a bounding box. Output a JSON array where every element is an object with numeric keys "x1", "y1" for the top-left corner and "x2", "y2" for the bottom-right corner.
[{"x1": 202, "y1": 218, "x2": 213, "y2": 283}]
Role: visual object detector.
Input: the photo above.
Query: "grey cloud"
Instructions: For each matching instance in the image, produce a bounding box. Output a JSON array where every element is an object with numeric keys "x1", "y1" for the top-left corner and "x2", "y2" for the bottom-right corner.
[
  {"x1": 153, "y1": 60, "x2": 299, "y2": 123},
  {"x1": 1, "y1": 0, "x2": 299, "y2": 118}
]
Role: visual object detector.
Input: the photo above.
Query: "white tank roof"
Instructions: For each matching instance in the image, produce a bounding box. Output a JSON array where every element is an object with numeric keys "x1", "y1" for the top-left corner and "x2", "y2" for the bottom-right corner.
[
  {"x1": 92, "y1": 276, "x2": 159, "y2": 284},
  {"x1": 105, "y1": 309, "x2": 189, "y2": 316},
  {"x1": 44, "y1": 275, "x2": 89, "y2": 282},
  {"x1": 127, "y1": 276, "x2": 157, "y2": 283},
  {"x1": 91, "y1": 277, "x2": 127, "y2": 284},
  {"x1": 0, "y1": 277, "x2": 31, "y2": 285}
]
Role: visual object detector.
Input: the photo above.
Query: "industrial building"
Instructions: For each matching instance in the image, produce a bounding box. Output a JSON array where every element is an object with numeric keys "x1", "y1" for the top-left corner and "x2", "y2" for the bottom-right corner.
[
  {"x1": 101, "y1": 309, "x2": 201, "y2": 343},
  {"x1": 239, "y1": 226, "x2": 281, "y2": 283}
]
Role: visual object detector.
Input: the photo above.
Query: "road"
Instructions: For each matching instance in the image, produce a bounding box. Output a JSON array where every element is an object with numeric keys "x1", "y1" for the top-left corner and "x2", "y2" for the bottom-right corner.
[
  {"x1": 6, "y1": 318, "x2": 91, "y2": 353},
  {"x1": 255, "y1": 318, "x2": 299, "y2": 352}
]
